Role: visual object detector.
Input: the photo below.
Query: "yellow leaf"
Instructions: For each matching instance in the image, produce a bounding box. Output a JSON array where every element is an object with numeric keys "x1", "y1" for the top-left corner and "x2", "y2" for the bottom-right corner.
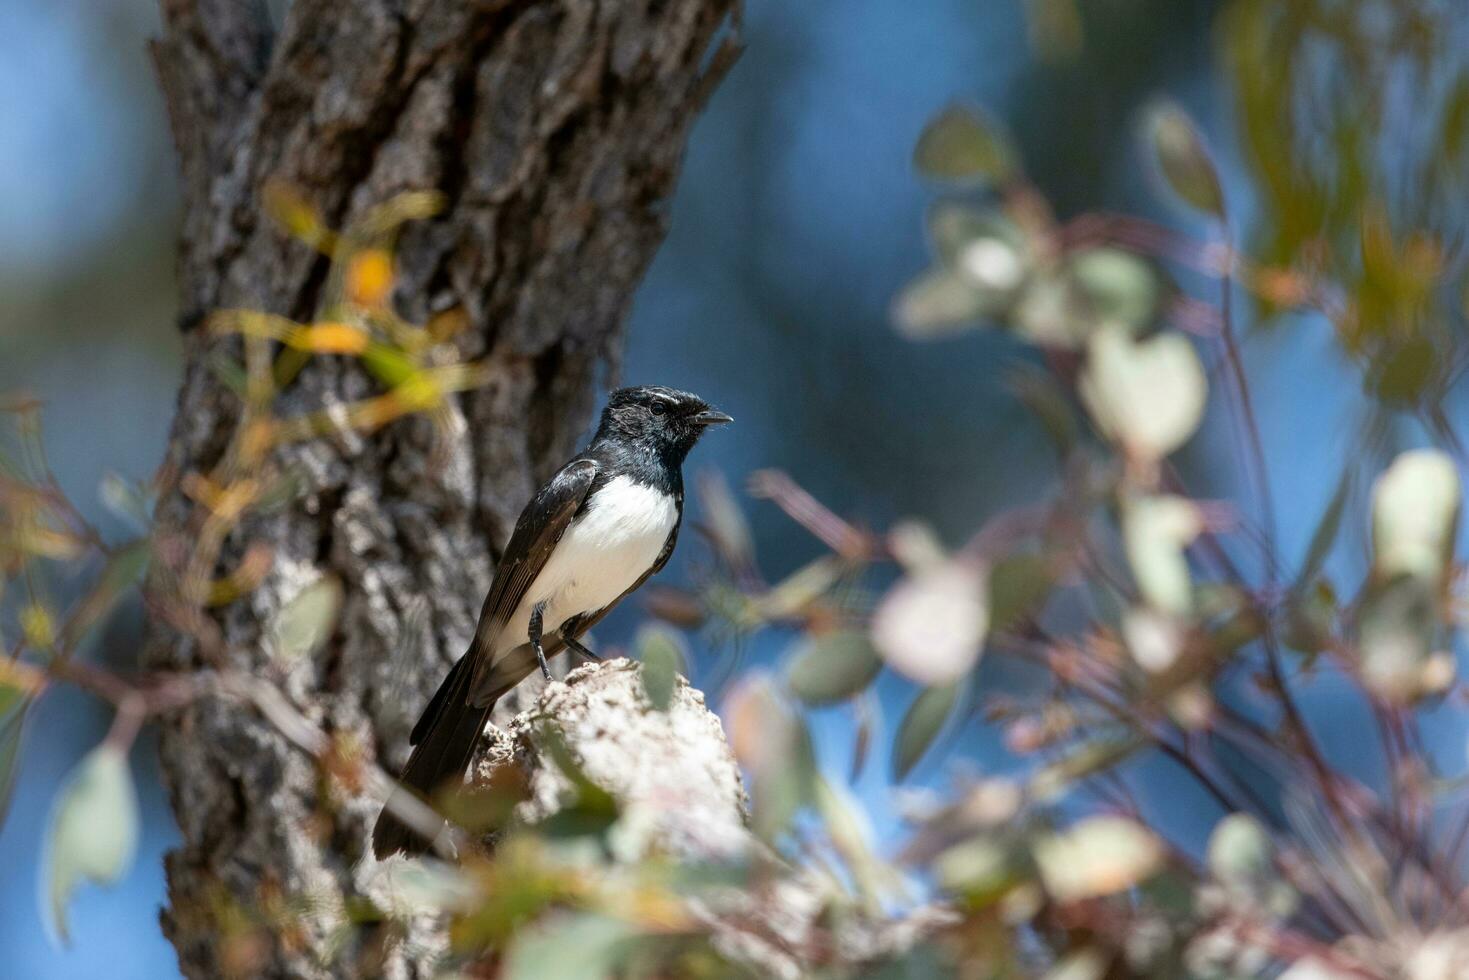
[
  {"x1": 345, "y1": 250, "x2": 394, "y2": 308},
  {"x1": 294, "y1": 322, "x2": 370, "y2": 355},
  {"x1": 20, "y1": 602, "x2": 55, "y2": 648}
]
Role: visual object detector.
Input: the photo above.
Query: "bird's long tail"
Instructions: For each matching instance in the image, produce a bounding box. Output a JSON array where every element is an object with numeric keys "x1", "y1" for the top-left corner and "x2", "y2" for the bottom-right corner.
[{"x1": 371, "y1": 654, "x2": 491, "y2": 858}]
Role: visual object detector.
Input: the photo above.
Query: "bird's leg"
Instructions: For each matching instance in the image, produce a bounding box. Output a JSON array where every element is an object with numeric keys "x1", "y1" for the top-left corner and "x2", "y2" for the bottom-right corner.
[
  {"x1": 560, "y1": 630, "x2": 601, "y2": 664},
  {"x1": 529, "y1": 601, "x2": 551, "y2": 681}
]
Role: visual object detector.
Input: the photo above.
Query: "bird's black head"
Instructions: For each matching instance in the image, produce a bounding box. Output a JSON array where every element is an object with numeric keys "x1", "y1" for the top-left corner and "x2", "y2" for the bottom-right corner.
[{"x1": 594, "y1": 385, "x2": 732, "y2": 463}]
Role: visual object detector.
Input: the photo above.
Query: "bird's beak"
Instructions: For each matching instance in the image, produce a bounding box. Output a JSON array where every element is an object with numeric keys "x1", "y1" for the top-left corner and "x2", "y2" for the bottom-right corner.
[{"x1": 692, "y1": 409, "x2": 733, "y2": 426}]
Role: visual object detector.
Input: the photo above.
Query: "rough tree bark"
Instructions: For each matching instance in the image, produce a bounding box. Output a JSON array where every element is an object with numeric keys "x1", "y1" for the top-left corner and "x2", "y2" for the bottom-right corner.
[{"x1": 143, "y1": 1, "x2": 739, "y2": 976}]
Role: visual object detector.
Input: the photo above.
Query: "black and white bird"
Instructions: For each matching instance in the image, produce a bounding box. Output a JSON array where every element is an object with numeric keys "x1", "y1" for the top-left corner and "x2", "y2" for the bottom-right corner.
[{"x1": 371, "y1": 385, "x2": 731, "y2": 857}]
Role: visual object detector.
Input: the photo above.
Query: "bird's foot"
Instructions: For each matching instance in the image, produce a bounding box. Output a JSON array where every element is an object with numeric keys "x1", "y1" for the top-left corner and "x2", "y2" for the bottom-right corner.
[
  {"x1": 529, "y1": 601, "x2": 552, "y2": 681},
  {"x1": 562, "y1": 634, "x2": 601, "y2": 664}
]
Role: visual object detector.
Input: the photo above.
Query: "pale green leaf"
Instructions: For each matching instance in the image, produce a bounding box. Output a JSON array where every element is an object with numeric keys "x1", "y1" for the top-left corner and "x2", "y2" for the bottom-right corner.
[
  {"x1": 637, "y1": 625, "x2": 686, "y2": 711},
  {"x1": 987, "y1": 553, "x2": 1055, "y2": 633},
  {"x1": 872, "y1": 561, "x2": 988, "y2": 685},
  {"x1": 1371, "y1": 448, "x2": 1461, "y2": 588},
  {"x1": 1297, "y1": 469, "x2": 1353, "y2": 586},
  {"x1": 913, "y1": 104, "x2": 1018, "y2": 185},
  {"x1": 1079, "y1": 326, "x2": 1207, "y2": 461},
  {"x1": 893, "y1": 681, "x2": 962, "y2": 780},
  {"x1": 42, "y1": 744, "x2": 139, "y2": 944},
  {"x1": 1069, "y1": 247, "x2": 1164, "y2": 333},
  {"x1": 1358, "y1": 574, "x2": 1437, "y2": 703},
  {"x1": 787, "y1": 631, "x2": 882, "y2": 706},
  {"x1": 1144, "y1": 100, "x2": 1225, "y2": 218},
  {"x1": 0, "y1": 703, "x2": 28, "y2": 831},
  {"x1": 271, "y1": 575, "x2": 343, "y2": 661},
  {"x1": 1121, "y1": 495, "x2": 1204, "y2": 615},
  {"x1": 502, "y1": 912, "x2": 642, "y2": 980},
  {"x1": 892, "y1": 267, "x2": 989, "y2": 339},
  {"x1": 1034, "y1": 816, "x2": 1163, "y2": 901}
]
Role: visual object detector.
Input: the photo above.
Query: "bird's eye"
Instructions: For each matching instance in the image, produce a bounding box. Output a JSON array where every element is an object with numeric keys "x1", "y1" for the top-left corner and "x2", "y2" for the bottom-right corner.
[{"x1": 650, "y1": 400, "x2": 668, "y2": 416}]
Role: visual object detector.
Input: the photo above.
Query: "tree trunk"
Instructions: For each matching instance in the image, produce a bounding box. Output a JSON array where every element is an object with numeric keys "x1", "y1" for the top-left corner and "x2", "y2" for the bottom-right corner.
[{"x1": 143, "y1": 1, "x2": 739, "y2": 976}]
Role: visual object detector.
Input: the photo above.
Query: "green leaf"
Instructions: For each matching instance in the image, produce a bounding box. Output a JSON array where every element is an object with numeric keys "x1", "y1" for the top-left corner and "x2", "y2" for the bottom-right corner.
[
  {"x1": 813, "y1": 777, "x2": 886, "y2": 905},
  {"x1": 726, "y1": 676, "x2": 816, "y2": 839},
  {"x1": 926, "y1": 203, "x2": 1031, "y2": 309},
  {"x1": 1079, "y1": 326, "x2": 1207, "y2": 462},
  {"x1": 872, "y1": 562, "x2": 989, "y2": 685},
  {"x1": 42, "y1": 744, "x2": 139, "y2": 944},
  {"x1": 1358, "y1": 574, "x2": 1438, "y2": 703},
  {"x1": 1372, "y1": 336, "x2": 1437, "y2": 405},
  {"x1": 502, "y1": 912, "x2": 642, "y2": 980},
  {"x1": 786, "y1": 631, "x2": 882, "y2": 706},
  {"x1": 892, "y1": 267, "x2": 989, "y2": 339},
  {"x1": 697, "y1": 471, "x2": 755, "y2": 572},
  {"x1": 1034, "y1": 816, "x2": 1163, "y2": 901},
  {"x1": 1121, "y1": 495, "x2": 1205, "y2": 616},
  {"x1": 98, "y1": 472, "x2": 150, "y2": 529},
  {"x1": 987, "y1": 553, "x2": 1055, "y2": 633},
  {"x1": 1207, "y1": 813, "x2": 1271, "y2": 888},
  {"x1": 893, "y1": 681, "x2": 962, "y2": 780},
  {"x1": 913, "y1": 104, "x2": 1018, "y2": 185},
  {"x1": 61, "y1": 540, "x2": 151, "y2": 652},
  {"x1": 1297, "y1": 469, "x2": 1353, "y2": 587},
  {"x1": 270, "y1": 576, "x2": 343, "y2": 661},
  {"x1": 637, "y1": 625, "x2": 686, "y2": 711},
  {"x1": 0, "y1": 702, "x2": 29, "y2": 831},
  {"x1": 1144, "y1": 100, "x2": 1225, "y2": 218},
  {"x1": 1068, "y1": 248, "x2": 1164, "y2": 333},
  {"x1": 1006, "y1": 365, "x2": 1078, "y2": 453},
  {"x1": 1285, "y1": 580, "x2": 1337, "y2": 658},
  {"x1": 933, "y1": 833, "x2": 1022, "y2": 904},
  {"x1": 1371, "y1": 448, "x2": 1461, "y2": 588},
  {"x1": 1031, "y1": 736, "x2": 1144, "y2": 800},
  {"x1": 1207, "y1": 813, "x2": 1296, "y2": 918}
]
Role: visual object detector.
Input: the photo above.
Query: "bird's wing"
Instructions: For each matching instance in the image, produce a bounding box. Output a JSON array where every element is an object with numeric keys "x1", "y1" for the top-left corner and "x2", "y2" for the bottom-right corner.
[
  {"x1": 562, "y1": 490, "x2": 682, "y2": 642},
  {"x1": 465, "y1": 457, "x2": 598, "y2": 705}
]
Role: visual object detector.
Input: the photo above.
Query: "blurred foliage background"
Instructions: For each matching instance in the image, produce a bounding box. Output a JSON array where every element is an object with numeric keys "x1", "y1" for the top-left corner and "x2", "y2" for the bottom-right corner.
[{"x1": 4, "y1": 0, "x2": 1469, "y2": 976}]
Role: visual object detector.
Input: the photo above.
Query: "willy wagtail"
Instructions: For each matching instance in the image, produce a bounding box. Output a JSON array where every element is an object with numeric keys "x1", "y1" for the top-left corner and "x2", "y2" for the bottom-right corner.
[{"x1": 372, "y1": 385, "x2": 731, "y2": 857}]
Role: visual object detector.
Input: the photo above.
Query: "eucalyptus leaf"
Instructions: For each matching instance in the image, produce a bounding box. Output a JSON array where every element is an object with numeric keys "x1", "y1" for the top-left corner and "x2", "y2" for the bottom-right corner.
[
  {"x1": 1371, "y1": 448, "x2": 1461, "y2": 588},
  {"x1": 42, "y1": 744, "x2": 139, "y2": 944},
  {"x1": 1358, "y1": 574, "x2": 1437, "y2": 703},
  {"x1": 787, "y1": 631, "x2": 882, "y2": 706},
  {"x1": 1034, "y1": 816, "x2": 1163, "y2": 901},
  {"x1": 1207, "y1": 813, "x2": 1296, "y2": 918},
  {"x1": 725, "y1": 676, "x2": 815, "y2": 838},
  {"x1": 637, "y1": 625, "x2": 686, "y2": 711},
  {"x1": 1144, "y1": 100, "x2": 1226, "y2": 218},
  {"x1": 697, "y1": 471, "x2": 755, "y2": 571},
  {"x1": 1207, "y1": 813, "x2": 1271, "y2": 889},
  {"x1": 893, "y1": 266, "x2": 990, "y2": 339},
  {"x1": 987, "y1": 553, "x2": 1055, "y2": 633},
  {"x1": 1121, "y1": 495, "x2": 1205, "y2": 615},
  {"x1": 933, "y1": 834, "x2": 1021, "y2": 902},
  {"x1": 1079, "y1": 326, "x2": 1207, "y2": 462},
  {"x1": 0, "y1": 703, "x2": 28, "y2": 831},
  {"x1": 913, "y1": 104, "x2": 1018, "y2": 185},
  {"x1": 1297, "y1": 469, "x2": 1353, "y2": 586},
  {"x1": 893, "y1": 681, "x2": 962, "y2": 780},
  {"x1": 1069, "y1": 247, "x2": 1163, "y2": 333},
  {"x1": 271, "y1": 576, "x2": 343, "y2": 661},
  {"x1": 926, "y1": 204, "x2": 1031, "y2": 303},
  {"x1": 502, "y1": 912, "x2": 642, "y2": 980},
  {"x1": 872, "y1": 561, "x2": 988, "y2": 686}
]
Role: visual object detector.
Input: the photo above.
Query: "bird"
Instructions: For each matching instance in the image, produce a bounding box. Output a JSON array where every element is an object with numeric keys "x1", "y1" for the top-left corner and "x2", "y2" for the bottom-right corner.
[{"x1": 371, "y1": 384, "x2": 731, "y2": 857}]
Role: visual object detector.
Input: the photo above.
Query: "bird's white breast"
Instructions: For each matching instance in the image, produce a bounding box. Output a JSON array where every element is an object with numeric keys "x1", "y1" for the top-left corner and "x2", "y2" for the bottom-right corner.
[{"x1": 497, "y1": 475, "x2": 677, "y2": 654}]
